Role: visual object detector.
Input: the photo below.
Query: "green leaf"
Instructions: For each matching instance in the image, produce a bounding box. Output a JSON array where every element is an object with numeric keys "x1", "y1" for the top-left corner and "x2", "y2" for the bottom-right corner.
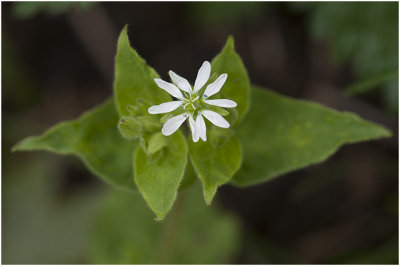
[
  {"x1": 13, "y1": 98, "x2": 138, "y2": 191},
  {"x1": 189, "y1": 131, "x2": 242, "y2": 204},
  {"x1": 232, "y1": 86, "x2": 391, "y2": 187},
  {"x1": 134, "y1": 131, "x2": 188, "y2": 220},
  {"x1": 114, "y1": 25, "x2": 170, "y2": 116},
  {"x1": 90, "y1": 183, "x2": 240, "y2": 264},
  {"x1": 211, "y1": 36, "x2": 250, "y2": 125}
]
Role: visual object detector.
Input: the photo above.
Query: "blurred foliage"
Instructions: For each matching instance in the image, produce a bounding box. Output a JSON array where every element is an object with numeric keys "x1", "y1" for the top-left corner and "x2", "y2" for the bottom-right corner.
[
  {"x1": 12, "y1": 1, "x2": 94, "y2": 19},
  {"x1": 2, "y1": 155, "x2": 104, "y2": 264},
  {"x1": 89, "y1": 182, "x2": 240, "y2": 264},
  {"x1": 290, "y1": 2, "x2": 398, "y2": 113}
]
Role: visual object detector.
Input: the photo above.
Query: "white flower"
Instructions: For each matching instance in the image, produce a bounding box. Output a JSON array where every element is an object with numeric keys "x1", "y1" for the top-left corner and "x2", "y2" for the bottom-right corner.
[{"x1": 148, "y1": 61, "x2": 237, "y2": 142}]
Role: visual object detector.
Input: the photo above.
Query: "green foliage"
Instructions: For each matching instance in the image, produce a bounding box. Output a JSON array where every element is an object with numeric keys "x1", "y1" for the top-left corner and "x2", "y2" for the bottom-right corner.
[
  {"x1": 90, "y1": 183, "x2": 240, "y2": 264},
  {"x1": 211, "y1": 36, "x2": 250, "y2": 125},
  {"x1": 13, "y1": 99, "x2": 138, "y2": 191},
  {"x1": 232, "y1": 86, "x2": 391, "y2": 186},
  {"x1": 3, "y1": 155, "x2": 103, "y2": 264},
  {"x1": 146, "y1": 132, "x2": 168, "y2": 156},
  {"x1": 305, "y1": 2, "x2": 398, "y2": 77},
  {"x1": 345, "y1": 70, "x2": 398, "y2": 96},
  {"x1": 189, "y1": 132, "x2": 242, "y2": 204},
  {"x1": 134, "y1": 131, "x2": 188, "y2": 220},
  {"x1": 292, "y1": 2, "x2": 398, "y2": 111},
  {"x1": 114, "y1": 26, "x2": 170, "y2": 117}
]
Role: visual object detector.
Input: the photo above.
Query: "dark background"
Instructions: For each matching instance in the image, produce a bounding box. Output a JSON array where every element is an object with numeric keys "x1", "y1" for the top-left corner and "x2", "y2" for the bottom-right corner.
[{"x1": 2, "y1": 2, "x2": 398, "y2": 264}]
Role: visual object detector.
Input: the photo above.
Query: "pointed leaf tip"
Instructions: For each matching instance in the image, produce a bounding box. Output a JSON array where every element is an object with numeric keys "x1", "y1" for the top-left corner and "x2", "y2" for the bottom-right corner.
[
  {"x1": 189, "y1": 134, "x2": 242, "y2": 205},
  {"x1": 203, "y1": 185, "x2": 218, "y2": 205},
  {"x1": 224, "y1": 35, "x2": 235, "y2": 51}
]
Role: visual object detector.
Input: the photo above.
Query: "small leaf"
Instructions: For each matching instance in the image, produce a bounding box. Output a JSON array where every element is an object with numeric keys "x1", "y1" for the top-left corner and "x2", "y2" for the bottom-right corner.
[
  {"x1": 232, "y1": 86, "x2": 392, "y2": 187},
  {"x1": 134, "y1": 130, "x2": 188, "y2": 220},
  {"x1": 114, "y1": 25, "x2": 170, "y2": 116},
  {"x1": 146, "y1": 132, "x2": 168, "y2": 156},
  {"x1": 211, "y1": 36, "x2": 250, "y2": 125},
  {"x1": 189, "y1": 131, "x2": 242, "y2": 204},
  {"x1": 13, "y1": 98, "x2": 138, "y2": 191},
  {"x1": 118, "y1": 116, "x2": 142, "y2": 140}
]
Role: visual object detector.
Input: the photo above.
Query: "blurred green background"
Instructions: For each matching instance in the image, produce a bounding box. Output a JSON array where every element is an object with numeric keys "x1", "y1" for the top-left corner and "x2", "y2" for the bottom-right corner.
[{"x1": 2, "y1": 2, "x2": 398, "y2": 264}]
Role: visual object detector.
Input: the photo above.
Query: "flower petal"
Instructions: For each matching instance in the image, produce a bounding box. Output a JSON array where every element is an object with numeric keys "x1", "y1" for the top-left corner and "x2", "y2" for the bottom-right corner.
[
  {"x1": 196, "y1": 114, "x2": 207, "y2": 141},
  {"x1": 154, "y1": 78, "x2": 184, "y2": 99},
  {"x1": 194, "y1": 61, "x2": 211, "y2": 93},
  {"x1": 148, "y1": 101, "x2": 183, "y2": 114},
  {"x1": 161, "y1": 113, "x2": 188, "y2": 136},
  {"x1": 201, "y1": 110, "x2": 230, "y2": 128},
  {"x1": 189, "y1": 114, "x2": 199, "y2": 142},
  {"x1": 169, "y1": 71, "x2": 192, "y2": 94},
  {"x1": 203, "y1": 73, "x2": 228, "y2": 98},
  {"x1": 204, "y1": 99, "x2": 237, "y2": 108}
]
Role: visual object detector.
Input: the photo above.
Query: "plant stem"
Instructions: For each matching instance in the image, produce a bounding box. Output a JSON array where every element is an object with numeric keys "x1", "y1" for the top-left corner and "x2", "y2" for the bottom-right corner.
[{"x1": 154, "y1": 192, "x2": 185, "y2": 264}]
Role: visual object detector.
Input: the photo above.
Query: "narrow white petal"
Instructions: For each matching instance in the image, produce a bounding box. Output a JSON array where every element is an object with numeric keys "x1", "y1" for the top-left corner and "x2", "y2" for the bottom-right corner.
[
  {"x1": 194, "y1": 61, "x2": 211, "y2": 93},
  {"x1": 148, "y1": 101, "x2": 182, "y2": 114},
  {"x1": 203, "y1": 74, "x2": 228, "y2": 98},
  {"x1": 154, "y1": 78, "x2": 184, "y2": 99},
  {"x1": 189, "y1": 114, "x2": 199, "y2": 142},
  {"x1": 204, "y1": 99, "x2": 237, "y2": 108},
  {"x1": 162, "y1": 113, "x2": 188, "y2": 136},
  {"x1": 169, "y1": 71, "x2": 192, "y2": 94},
  {"x1": 196, "y1": 114, "x2": 207, "y2": 141},
  {"x1": 201, "y1": 110, "x2": 230, "y2": 128}
]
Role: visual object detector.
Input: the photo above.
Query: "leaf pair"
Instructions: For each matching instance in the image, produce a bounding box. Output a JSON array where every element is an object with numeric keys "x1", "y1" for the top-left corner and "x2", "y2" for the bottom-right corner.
[{"x1": 13, "y1": 25, "x2": 391, "y2": 221}]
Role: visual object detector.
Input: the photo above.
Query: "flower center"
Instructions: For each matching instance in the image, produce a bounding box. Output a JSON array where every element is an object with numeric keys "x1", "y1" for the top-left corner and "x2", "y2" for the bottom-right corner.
[{"x1": 183, "y1": 94, "x2": 201, "y2": 112}]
